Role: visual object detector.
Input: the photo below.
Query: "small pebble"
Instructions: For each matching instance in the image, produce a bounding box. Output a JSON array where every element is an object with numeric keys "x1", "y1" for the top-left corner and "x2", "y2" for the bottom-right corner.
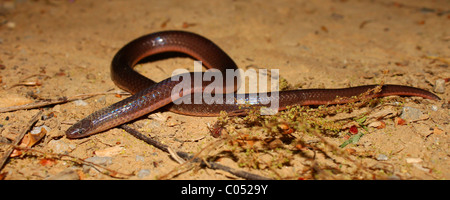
[
  {"x1": 137, "y1": 169, "x2": 151, "y2": 178},
  {"x1": 430, "y1": 105, "x2": 438, "y2": 111},
  {"x1": 52, "y1": 104, "x2": 61, "y2": 113},
  {"x1": 135, "y1": 155, "x2": 145, "y2": 162},
  {"x1": 2, "y1": 1, "x2": 15, "y2": 10},
  {"x1": 45, "y1": 168, "x2": 79, "y2": 180},
  {"x1": 149, "y1": 121, "x2": 161, "y2": 128},
  {"x1": 48, "y1": 139, "x2": 75, "y2": 154},
  {"x1": 6, "y1": 21, "x2": 16, "y2": 29},
  {"x1": 74, "y1": 99, "x2": 88, "y2": 106},
  {"x1": 30, "y1": 125, "x2": 50, "y2": 135},
  {"x1": 84, "y1": 156, "x2": 113, "y2": 166},
  {"x1": 433, "y1": 79, "x2": 445, "y2": 94},
  {"x1": 400, "y1": 106, "x2": 423, "y2": 121},
  {"x1": 376, "y1": 154, "x2": 389, "y2": 161},
  {"x1": 82, "y1": 156, "x2": 113, "y2": 173},
  {"x1": 387, "y1": 175, "x2": 401, "y2": 180},
  {"x1": 86, "y1": 73, "x2": 96, "y2": 80}
]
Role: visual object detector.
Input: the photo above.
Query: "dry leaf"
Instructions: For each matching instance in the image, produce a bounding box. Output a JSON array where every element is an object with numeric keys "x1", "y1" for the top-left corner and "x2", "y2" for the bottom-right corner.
[
  {"x1": 166, "y1": 121, "x2": 181, "y2": 127},
  {"x1": 94, "y1": 145, "x2": 125, "y2": 157},
  {"x1": 368, "y1": 121, "x2": 386, "y2": 129},
  {"x1": 268, "y1": 139, "x2": 283, "y2": 149},
  {"x1": 345, "y1": 148, "x2": 357, "y2": 155},
  {"x1": 148, "y1": 113, "x2": 169, "y2": 122},
  {"x1": 433, "y1": 128, "x2": 444, "y2": 135},
  {"x1": 10, "y1": 126, "x2": 48, "y2": 157},
  {"x1": 349, "y1": 125, "x2": 358, "y2": 135},
  {"x1": 10, "y1": 149, "x2": 23, "y2": 157},
  {"x1": 10, "y1": 133, "x2": 31, "y2": 157},
  {"x1": 395, "y1": 117, "x2": 406, "y2": 126},
  {"x1": 27, "y1": 126, "x2": 49, "y2": 147},
  {"x1": 295, "y1": 144, "x2": 304, "y2": 150},
  {"x1": 406, "y1": 158, "x2": 423, "y2": 164},
  {"x1": 278, "y1": 123, "x2": 293, "y2": 134},
  {"x1": 39, "y1": 158, "x2": 56, "y2": 167}
]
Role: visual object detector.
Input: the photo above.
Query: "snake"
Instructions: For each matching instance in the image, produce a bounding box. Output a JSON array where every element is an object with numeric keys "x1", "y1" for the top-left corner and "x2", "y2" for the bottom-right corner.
[{"x1": 66, "y1": 30, "x2": 440, "y2": 138}]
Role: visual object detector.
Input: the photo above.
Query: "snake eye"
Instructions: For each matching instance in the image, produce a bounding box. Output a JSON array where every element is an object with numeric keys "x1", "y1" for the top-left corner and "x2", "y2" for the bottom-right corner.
[
  {"x1": 66, "y1": 118, "x2": 96, "y2": 139},
  {"x1": 66, "y1": 120, "x2": 89, "y2": 139},
  {"x1": 75, "y1": 128, "x2": 85, "y2": 135},
  {"x1": 66, "y1": 127, "x2": 84, "y2": 139}
]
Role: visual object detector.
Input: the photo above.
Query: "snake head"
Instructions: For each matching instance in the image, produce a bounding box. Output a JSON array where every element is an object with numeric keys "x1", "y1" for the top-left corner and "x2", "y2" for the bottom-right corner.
[{"x1": 65, "y1": 119, "x2": 94, "y2": 139}]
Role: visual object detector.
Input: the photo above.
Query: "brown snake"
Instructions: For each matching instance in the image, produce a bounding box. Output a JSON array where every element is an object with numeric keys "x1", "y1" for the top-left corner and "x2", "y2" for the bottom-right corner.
[{"x1": 66, "y1": 31, "x2": 440, "y2": 138}]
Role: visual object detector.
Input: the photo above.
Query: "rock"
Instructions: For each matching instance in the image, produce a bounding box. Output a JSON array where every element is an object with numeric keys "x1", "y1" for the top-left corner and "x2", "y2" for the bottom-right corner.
[
  {"x1": 82, "y1": 156, "x2": 113, "y2": 173},
  {"x1": 84, "y1": 156, "x2": 113, "y2": 166},
  {"x1": 47, "y1": 139, "x2": 75, "y2": 154},
  {"x1": 387, "y1": 175, "x2": 401, "y2": 180},
  {"x1": 137, "y1": 169, "x2": 151, "y2": 178},
  {"x1": 430, "y1": 105, "x2": 438, "y2": 111},
  {"x1": 135, "y1": 155, "x2": 145, "y2": 162},
  {"x1": 46, "y1": 168, "x2": 79, "y2": 180},
  {"x1": 376, "y1": 154, "x2": 389, "y2": 161},
  {"x1": 74, "y1": 99, "x2": 88, "y2": 106},
  {"x1": 86, "y1": 73, "x2": 96, "y2": 80},
  {"x1": 400, "y1": 106, "x2": 423, "y2": 121},
  {"x1": 433, "y1": 79, "x2": 445, "y2": 94},
  {"x1": 6, "y1": 21, "x2": 15, "y2": 29},
  {"x1": 31, "y1": 125, "x2": 50, "y2": 135}
]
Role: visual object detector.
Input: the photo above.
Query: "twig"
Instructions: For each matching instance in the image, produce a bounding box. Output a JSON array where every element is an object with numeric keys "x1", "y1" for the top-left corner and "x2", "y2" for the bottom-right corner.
[
  {"x1": 0, "y1": 141, "x2": 133, "y2": 179},
  {"x1": 168, "y1": 146, "x2": 186, "y2": 164},
  {"x1": 0, "y1": 110, "x2": 43, "y2": 171},
  {"x1": 120, "y1": 124, "x2": 272, "y2": 180},
  {"x1": 308, "y1": 129, "x2": 378, "y2": 178},
  {"x1": 0, "y1": 91, "x2": 130, "y2": 113}
]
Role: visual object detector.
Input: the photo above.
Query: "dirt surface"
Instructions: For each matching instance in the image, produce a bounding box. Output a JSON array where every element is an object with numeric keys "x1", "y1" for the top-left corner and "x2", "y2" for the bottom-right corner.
[{"x1": 0, "y1": 0, "x2": 448, "y2": 180}]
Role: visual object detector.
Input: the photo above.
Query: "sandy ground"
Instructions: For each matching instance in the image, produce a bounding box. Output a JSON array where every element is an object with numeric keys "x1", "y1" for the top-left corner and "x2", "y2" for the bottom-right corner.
[{"x1": 0, "y1": 0, "x2": 448, "y2": 180}]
